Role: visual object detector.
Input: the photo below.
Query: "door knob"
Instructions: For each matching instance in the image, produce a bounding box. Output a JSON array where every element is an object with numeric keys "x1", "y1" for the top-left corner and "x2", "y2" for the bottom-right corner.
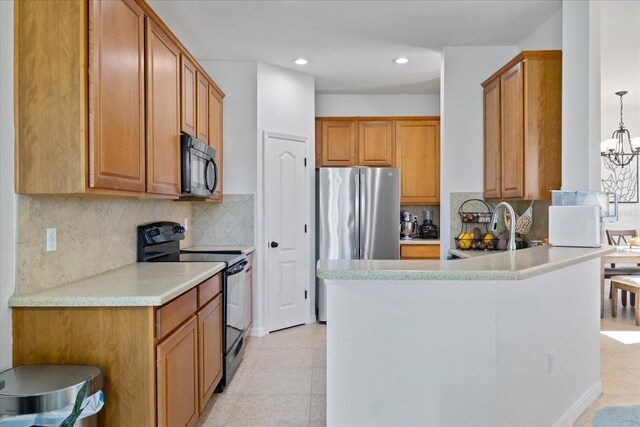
[{"x1": 270, "y1": 241, "x2": 279, "y2": 248}]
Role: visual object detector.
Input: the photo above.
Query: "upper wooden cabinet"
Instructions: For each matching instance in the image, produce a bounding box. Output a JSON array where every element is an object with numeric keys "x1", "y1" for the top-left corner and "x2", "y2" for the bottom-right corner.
[
  {"x1": 483, "y1": 77, "x2": 502, "y2": 200},
  {"x1": 180, "y1": 55, "x2": 197, "y2": 137},
  {"x1": 145, "y1": 18, "x2": 181, "y2": 196},
  {"x1": 358, "y1": 121, "x2": 395, "y2": 166},
  {"x1": 396, "y1": 119, "x2": 440, "y2": 204},
  {"x1": 481, "y1": 51, "x2": 562, "y2": 201},
  {"x1": 196, "y1": 72, "x2": 209, "y2": 143},
  {"x1": 208, "y1": 85, "x2": 224, "y2": 201},
  {"x1": 89, "y1": 0, "x2": 146, "y2": 192},
  {"x1": 15, "y1": 0, "x2": 224, "y2": 199},
  {"x1": 320, "y1": 120, "x2": 358, "y2": 166},
  {"x1": 316, "y1": 118, "x2": 395, "y2": 167}
]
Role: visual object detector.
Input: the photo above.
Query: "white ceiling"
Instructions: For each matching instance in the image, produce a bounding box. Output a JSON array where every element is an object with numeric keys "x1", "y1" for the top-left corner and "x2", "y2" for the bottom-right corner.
[{"x1": 148, "y1": 0, "x2": 561, "y2": 94}]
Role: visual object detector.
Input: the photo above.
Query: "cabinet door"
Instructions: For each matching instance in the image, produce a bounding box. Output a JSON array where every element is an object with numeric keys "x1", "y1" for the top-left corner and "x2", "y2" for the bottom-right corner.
[
  {"x1": 145, "y1": 18, "x2": 181, "y2": 196},
  {"x1": 500, "y1": 61, "x2": 524, "y2": 199},
  {"x1": 89, "y1": 0, "x2": 145, "y2": 192},
  {"x1": 196, "y1": 72, "x2": 209, "y2": 143},
  {"x1": 181, "y1": 55, "x2": 197, "y2": 137},
  {"x1": 358, "y1": 121, "x2": 395, "y2": 166},
  {"x1": 396, "y1": 120, "x2": 440, "y2": 204},
  {"x1": 197, "y1": 294, "x2": 222, "y2": 412},
  {"x1": 483, "y1": 78, "x2": 502, "y2": 199},
  {"x1": 208, "y1": 86, "x2": 223, "y2": 201},
  {"x1": 321, "y1": 120, "x2": 358, "y2": 166},
  {"x1": 157, "y1": 316, "x2": 198, "y2": 427}
]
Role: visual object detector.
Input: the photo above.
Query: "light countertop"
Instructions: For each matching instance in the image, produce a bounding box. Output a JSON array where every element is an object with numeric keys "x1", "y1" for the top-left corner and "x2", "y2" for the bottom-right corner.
[
  {"x1": 400, "y1": 239, "x2": 440, "y2": 245},
  {"x1": 317, "y1": 245, "x2": 615, "y2": 281},
  {"x1": 9, "y1": 262, "x2": 226, "y2": 307},
  {"x1": 183, "y1": 245, "x2": 255, "y2": 254}
]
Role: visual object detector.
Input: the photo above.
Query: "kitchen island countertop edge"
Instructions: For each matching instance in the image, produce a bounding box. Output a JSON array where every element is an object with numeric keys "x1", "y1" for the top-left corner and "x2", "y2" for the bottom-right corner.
[{"x1": 317, "y1": 245, "x2": 615, "y2": 281}]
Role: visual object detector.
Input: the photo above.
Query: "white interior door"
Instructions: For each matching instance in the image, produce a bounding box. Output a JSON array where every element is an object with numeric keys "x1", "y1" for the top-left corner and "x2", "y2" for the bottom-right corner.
[{"x1": 265, "y1": 132, "x2": 308, "y2": 332}]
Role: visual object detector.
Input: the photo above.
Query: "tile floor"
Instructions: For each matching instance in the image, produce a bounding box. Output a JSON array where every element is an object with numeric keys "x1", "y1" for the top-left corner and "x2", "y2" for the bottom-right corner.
[
  {"x1": 196, "y1": 323, "x2": 326, "y2": 426},
  {"x1": 574, "y1": 282, "x2": 640, "y2": 426},
  {"x1": 199, "y1": 281, "x2": 639, "y2": 426}
]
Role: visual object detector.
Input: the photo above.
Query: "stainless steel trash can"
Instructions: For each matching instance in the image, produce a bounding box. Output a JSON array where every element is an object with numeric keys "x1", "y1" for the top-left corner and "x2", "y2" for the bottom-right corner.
[{"x1": 0, "y1": 365, "x2": 103, "y2": 427}]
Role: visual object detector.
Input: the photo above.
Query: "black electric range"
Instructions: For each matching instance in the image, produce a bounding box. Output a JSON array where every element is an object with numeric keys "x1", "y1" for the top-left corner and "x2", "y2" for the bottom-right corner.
[{"x1": 137, "y1": 221, "x2": 248, "y2": 391}]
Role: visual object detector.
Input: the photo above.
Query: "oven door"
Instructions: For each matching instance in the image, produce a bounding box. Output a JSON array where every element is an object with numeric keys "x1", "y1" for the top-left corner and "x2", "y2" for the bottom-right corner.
[{"x1": 225, "y1": 260, "x2": 248, "y2": 353}]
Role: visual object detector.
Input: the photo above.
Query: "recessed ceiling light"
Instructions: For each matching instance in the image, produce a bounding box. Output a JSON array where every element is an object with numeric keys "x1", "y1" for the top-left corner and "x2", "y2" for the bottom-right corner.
[
  {"x1": 292, "y1": 58, "x2": 308, "y2": 65},
  {"x1": 393, "y1": 57, "x2": 409, "y2": 64}
]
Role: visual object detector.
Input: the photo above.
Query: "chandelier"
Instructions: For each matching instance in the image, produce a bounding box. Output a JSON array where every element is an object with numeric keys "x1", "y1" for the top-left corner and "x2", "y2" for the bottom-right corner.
[{"x1": 601, "y1": 91, "x2": 640, "y2": 167}]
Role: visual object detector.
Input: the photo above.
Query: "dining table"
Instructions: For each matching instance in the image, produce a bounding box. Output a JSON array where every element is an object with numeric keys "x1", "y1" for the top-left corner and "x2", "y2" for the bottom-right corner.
[{"x1": 601, "y1": 245, "x2": 640, "y2": 317}]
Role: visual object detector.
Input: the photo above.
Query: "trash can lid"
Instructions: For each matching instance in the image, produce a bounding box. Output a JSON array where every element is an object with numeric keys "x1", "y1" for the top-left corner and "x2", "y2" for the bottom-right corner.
[{"x1": 0, "y1": 365, "x2": 103, "y2": 415}]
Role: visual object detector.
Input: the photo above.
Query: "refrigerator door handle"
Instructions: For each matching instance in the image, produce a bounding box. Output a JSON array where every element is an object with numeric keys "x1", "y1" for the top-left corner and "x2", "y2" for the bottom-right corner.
[
  {"x1": 354, "y1": 170, "x2": 360, "y2": 259},
  {"x1": 359, "y1": 171, "x2": 365, "y2": 259}
]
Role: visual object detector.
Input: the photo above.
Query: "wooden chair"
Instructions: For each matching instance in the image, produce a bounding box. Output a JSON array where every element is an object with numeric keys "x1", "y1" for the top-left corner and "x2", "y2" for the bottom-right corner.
[
  {"x1": 606, "y1": 229, "x2": 640, "y2": 307},
  {"x1": 610, "y1": 276, "x2": 640, "y2": 326}
]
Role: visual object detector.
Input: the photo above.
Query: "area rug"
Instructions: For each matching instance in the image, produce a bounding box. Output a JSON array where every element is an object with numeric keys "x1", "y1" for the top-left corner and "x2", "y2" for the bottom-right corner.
[{"x1": 592, "y1": 406, "x2": 640, "y2": 427}]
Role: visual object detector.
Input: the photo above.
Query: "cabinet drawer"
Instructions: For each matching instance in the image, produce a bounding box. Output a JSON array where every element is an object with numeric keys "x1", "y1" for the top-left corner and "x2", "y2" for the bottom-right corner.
[
  {"x1": 198, "y1": 273, "x2": 222, "y2": 308},
  {"x1": 400, "y1": 244, "x2": 440, "y2": 260},
  {"x1": 156, "y1": 288, "x2": 197, "y2": 340}
]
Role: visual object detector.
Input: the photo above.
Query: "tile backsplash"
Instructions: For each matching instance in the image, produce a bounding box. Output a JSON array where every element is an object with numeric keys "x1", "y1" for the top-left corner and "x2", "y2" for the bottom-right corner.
[
  {"x1": 15, "y1": 193, "x2": 257, "y2": 295},
  {"x1": 191, "y1": 194, "x2": 255, "y2": 246},
  {"x1": 16, "y1": 196, "x2": 193, "y2": 295}
]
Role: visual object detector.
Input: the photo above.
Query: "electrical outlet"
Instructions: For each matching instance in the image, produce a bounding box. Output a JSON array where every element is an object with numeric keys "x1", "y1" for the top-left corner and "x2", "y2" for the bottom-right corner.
[
  {"x1": 184, "y1": 218, "x2": 189, "y2": 231},
  {"x1": 548, "y1": 351, "x2": 554, "y2": 374},
  {"x1": 46, "y1": 228, "x2": 57, "y2": 252}
]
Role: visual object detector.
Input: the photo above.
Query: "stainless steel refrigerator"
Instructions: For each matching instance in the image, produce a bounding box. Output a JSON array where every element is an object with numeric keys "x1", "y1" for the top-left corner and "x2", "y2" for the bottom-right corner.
[{"x1": 316, "y1": 167, "x2": 400, "y2": 321}]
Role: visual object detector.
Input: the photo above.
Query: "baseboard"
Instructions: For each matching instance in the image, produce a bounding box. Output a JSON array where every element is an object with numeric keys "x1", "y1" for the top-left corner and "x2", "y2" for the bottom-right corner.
[
  {"x1": 249, "y1": 326, "x2": 268, "y2": 337},
  {"x1": 553, "y1": 381, "x2": 602, "y2": 427}
]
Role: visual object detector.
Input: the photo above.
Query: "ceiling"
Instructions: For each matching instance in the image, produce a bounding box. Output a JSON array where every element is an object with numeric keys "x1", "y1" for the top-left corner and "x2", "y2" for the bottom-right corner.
[{"x1": 148, "y1": 0, "x2": 561, "y2": 95}]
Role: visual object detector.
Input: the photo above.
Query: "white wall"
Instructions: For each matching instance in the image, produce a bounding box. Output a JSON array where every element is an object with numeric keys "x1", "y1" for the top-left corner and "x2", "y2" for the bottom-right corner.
[
  {"x1": 562, "y1": 0, "x2": 602, "y2": 192},
  {"x1": 439, "y1": 46, "x2": 518, "y2": 258},
  {"x1": 0, "y1": 0, "x2": 15, "y2": 370},
  {"x1": 315, "y1": 94, "x2": 439, "y2": 117},
  {"x1": 600, "y1": 1, "x2": 640, "y2": 232},
  {"x1": 256, "y1": 63, "x2": 316, "y2": 333},
  {"x1": 518, "y1": 9, "x2": 563, "y2": 51},
  {"x1": 200, "y1": 61, "x2": 258, "y2": 194}
]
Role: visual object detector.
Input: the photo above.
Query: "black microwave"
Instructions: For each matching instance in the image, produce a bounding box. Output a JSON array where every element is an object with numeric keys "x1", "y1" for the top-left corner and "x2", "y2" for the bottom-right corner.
[{"x1": 181, "y1": 134, "x2": 218, "y2": 197}]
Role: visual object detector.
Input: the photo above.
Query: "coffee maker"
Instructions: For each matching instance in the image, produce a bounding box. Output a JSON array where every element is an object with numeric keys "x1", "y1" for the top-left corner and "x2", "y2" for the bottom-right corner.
[{"x1": 420, "y1": 209, "x2": 439, "y2": 239}]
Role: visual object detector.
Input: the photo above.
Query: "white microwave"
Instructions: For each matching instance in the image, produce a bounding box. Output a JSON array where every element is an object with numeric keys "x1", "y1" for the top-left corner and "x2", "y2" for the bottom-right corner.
[{"x1": 549, "y1": 206, "x2": 601, "y2": 247}]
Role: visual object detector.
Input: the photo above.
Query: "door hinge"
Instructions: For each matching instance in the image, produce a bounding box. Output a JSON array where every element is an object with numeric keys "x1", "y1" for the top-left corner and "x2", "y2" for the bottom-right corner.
[
  {"x1": 304, "y1": 224, "x2": 308, "y2": 233},
  {"x1": 304, "y1": 157, "x2": 307, "y2": 167},
  {"x1": 305, "y1": 290, "x2": 308, "y2": 299}
]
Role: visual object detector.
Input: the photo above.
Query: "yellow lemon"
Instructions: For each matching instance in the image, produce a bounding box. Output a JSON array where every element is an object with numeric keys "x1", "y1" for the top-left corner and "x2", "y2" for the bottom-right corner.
[
  {"x1": 483, "y1": 233, "x2": 495, "y2": 242},
  {"x1": 458, "y1": 232, "x2": 474, "y2": 249}
]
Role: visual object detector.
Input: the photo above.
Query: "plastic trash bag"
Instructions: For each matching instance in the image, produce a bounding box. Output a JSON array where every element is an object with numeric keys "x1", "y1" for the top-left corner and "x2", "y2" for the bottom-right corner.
[{"x1": 0, "y1": 390, "x2": 103, "y2": 427}]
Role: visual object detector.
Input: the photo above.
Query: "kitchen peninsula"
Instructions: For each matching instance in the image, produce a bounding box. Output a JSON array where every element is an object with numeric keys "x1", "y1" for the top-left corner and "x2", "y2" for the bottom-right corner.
[{"x1": 317, "y1": 245, "x2": 614, "y2": 427}]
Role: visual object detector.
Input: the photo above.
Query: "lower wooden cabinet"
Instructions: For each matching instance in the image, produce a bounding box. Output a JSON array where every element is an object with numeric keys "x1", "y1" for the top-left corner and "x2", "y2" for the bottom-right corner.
[
  {"x1": 157, "y1": 316, "x2": 199, "y2": 427},
  {"x1": 198, "y1": 294, "x2": 223, "y2": 411},
  {"x1": 12, "y1": 273, "x2": 224, "y2": 427},
  {"x1": 400, "y1": 244, "x2": 440, "y2": 260}
]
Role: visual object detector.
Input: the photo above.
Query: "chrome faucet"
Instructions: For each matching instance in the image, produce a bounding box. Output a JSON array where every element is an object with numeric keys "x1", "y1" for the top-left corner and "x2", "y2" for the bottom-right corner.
[{"x1": 491, "y1": 202, "x2": 517, "y2": 251}]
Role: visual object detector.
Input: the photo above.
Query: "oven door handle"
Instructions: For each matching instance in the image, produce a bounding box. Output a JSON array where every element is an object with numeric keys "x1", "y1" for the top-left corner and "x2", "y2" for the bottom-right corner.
[{"x1": 227, "y1": 260, "x2": 248, "y2": 276}]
